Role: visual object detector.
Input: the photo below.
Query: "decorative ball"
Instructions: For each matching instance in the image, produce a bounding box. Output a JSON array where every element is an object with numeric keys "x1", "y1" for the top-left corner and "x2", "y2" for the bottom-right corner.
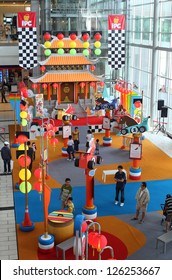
[
  {"x1": 70, "y1": 33, "x2": 77, "y2": 40},
  {"x1": 44, "y1": 41, "x2": 51, "y2": 48},
  {"x1": 43, "y1": 32, "x2": 51, "y2": 41},
  {"x1": 94, "y1": 41, "x2": 101, "y2": 48},
  {"x1": 57, "y1": 40, "x2": 64, "y2": 48},
  {"x1": 34, "y1": 181, "x2": 43, "y2": 192},
  {"x1": 70, "y1": 49, "x2": 76, "y2": 55},
  {"x1": 18, "y1": 155, "x2": 31, "y2": 167},
  {"x1": 82, "y1": 33, "x2": 89, "y2": 41},
  {"x1": 69, "y1": 41, "x2": 76, "y2": 48},
  {"x1": 44, "y1": 49, "x2": 51, "y2": 56},
  {"x1": 94, "y1": 33, "x2": 102, "y2": 41},
  {"x1": 21, "y1": 119, "x2": 27, "y2": 127},
  {"x1": 90, "y1": 65, "x2": 96, "y2": 72},
  {"x1": 19, "y1": 168, "x2": 31, "y2": 181},
  {"x1": 94, "y1": 48, "x2": 101, "y2": 56},
  {"x1": 57, "y1": 33, "x2": 64, "y2": 40},
  {"x1": 20, "y1": 111, "x2": 27, "y2": 119},
  {"x1": 83, "y1": 49, "x2": 89, "y2": 56},
  {"x1": 83, "y1": 41, "x2": 90, "y2": 49},
  {"x1": 57, "y1": 48, "x2": 64, "y2": 55},
  {"x1": 19, "y1": 181, "x2": 32, "y2": 194}
]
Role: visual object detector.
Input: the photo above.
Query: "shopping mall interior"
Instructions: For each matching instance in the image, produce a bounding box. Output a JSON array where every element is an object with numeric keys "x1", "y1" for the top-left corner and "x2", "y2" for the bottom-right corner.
[{"x1": 0, "y1": 0, "x2": 172, "y2": 261}]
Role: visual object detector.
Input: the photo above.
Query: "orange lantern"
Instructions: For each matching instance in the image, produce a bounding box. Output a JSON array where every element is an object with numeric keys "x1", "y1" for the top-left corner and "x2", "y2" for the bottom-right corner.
[
  {"x1": 92, "y1": 234, "x2": 107, "y2": 252},
  {"x1": 18, "y1": 155, "x2": 31, "y2": 167},
  {"x1": 34, "y1": 168, "x2": 42, "y2": 180},
  {"x1": 80, "y1": 82, "x2": 85, "y2": 88}
]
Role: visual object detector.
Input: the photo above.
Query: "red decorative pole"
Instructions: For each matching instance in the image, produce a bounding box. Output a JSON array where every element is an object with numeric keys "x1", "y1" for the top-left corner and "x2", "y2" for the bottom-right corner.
[{"x1": 103, "y1": 109, "x2": 112, "y2": 146}]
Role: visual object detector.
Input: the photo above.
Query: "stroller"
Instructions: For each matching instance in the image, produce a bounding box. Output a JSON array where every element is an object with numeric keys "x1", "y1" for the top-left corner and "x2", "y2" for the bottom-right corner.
[{"x1": 160, "y1": 194, "x2": 172, "y2": 228}]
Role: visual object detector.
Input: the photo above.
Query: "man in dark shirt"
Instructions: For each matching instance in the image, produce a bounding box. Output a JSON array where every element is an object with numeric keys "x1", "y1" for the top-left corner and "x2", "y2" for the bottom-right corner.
[
  {"x1": 1, "y1": 141, "x2": 12, "y2": 173},
  {"x1": 114, "y1": 165, "x2": 126, "y2": 207},
  {"x1": 27, "y1": 141, "x2": 34, "y2": 171},
  {"x1": 164, "y1": 195, "x2": 172, "y2": 232}
]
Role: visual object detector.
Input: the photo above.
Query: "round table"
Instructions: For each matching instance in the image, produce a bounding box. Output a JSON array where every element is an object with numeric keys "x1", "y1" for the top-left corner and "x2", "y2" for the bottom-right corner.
[{"x1": 48, "y1": 210, "x2": 74, "y2": 244}]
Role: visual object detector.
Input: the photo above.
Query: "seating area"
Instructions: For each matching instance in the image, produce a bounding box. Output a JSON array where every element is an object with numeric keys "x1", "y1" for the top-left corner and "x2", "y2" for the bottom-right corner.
[
  {"x1": 102, "y1": 169, "x2": 127, "y2": 183},
  {"x1": 56, "y1": 237, "x2": 75, "y2": 260},
  {"x1": 156, "y1": 231, "x2": 172, "y2": 253}
]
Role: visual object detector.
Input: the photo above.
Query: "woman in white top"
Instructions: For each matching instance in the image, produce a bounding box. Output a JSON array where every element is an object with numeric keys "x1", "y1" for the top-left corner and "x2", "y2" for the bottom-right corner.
[{"x1": 67, "y1": 135, "x2": 75, "y2": 161}]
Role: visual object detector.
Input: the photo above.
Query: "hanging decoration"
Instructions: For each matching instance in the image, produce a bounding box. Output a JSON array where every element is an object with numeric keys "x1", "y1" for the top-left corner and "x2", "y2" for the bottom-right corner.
[
  {"x1": 57, "y1": 48, "x2": 64, "y2": 55},
  {"x1": 80, "y1": 82, "x2": 85, "y2": 88},
  {"x1": 57, "y1": 33, "x2": 64, "y2": 40},
  {"x1": 70, "y1": 33, "x2": 77, "y2": 40},
  {"x1": 94, "y1": 32, "x2": 102, "y2": 41},
  {"x1": 43, "y1": 32, "x2": 51, "y2": 41},
  {"x1": 57, "y1": 40, "x2": 64, "y2": 48},
  {"x1": 90, "y1": 65, "x2": 96, "y2": 72},
  {"x1": 82, "y1": 33, "x2": 90, "y2": 41},
  {"x1": 40, "y1": 66, "x2": 46, "y2": 73}
]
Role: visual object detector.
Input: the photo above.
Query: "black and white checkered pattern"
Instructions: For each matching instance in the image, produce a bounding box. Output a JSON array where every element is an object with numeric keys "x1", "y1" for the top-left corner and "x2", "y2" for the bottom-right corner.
[
  {"x1": 88, "y1": 125, "x2": 103, "y2": 133},
  {"x1": 108, "y1": 30, "x2": 125, "y2": 69},
  {"x1": 18, "y1": 27, "x2": 38, "y2": 69}
]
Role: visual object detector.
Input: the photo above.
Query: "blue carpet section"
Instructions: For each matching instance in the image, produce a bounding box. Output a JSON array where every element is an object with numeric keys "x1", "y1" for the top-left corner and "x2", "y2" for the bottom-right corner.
[{"x1": 14, "y1": 179, "x2": 172, "y2": 224}]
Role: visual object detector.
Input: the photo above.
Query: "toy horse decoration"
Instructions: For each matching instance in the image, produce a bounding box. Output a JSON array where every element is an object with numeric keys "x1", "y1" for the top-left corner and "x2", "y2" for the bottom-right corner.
[{"x1": 118, "y1": 115, "x2": 138, "y2": 127}]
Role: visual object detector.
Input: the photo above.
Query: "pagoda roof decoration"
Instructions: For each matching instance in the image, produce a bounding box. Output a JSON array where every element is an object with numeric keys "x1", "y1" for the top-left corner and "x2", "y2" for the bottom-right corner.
[
  {"x1": 39, "y1": 54, "x2": 93, "y2": 66},
  {"x1": 42, "y1": 37, "x2": 84, "y2": 49},
  {"x1": 29, "y1": 70, "x2": 100, "y2": 84}
]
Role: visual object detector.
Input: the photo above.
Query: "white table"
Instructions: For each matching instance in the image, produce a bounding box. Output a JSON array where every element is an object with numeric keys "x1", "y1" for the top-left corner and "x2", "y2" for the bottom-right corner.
[{"x1": 102, "y1": 169, "x2": 127, "y2": 183}]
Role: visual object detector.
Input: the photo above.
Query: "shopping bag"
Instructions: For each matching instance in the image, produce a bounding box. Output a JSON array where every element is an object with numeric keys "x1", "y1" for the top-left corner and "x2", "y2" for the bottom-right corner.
[{"x1": 10, "y1": 160, "x2": 14, "y2": 170}]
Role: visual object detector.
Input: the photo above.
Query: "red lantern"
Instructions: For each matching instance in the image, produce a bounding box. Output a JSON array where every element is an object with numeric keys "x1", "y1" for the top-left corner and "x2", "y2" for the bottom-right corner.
[
  {"x1": 46, "y1": 123, "x2": 54, "y2": 131},
  {"x1": 40, "y1": 65, "x2": 46, "y2": 72},
  {"x1": 42, "y1": 83, "x2": 47, "y2": 89},
  {"x1": 134, "y1": 101, "x2": 141, "y2": 108},
  {"x1": 34, "y1": 181, "x2": 43, "y2": 192},
  {"x1": 43, "y1": 32, "x2": 51, "y2": 41},
  {"x1": 100, "y1": 81, "x2": 104, "y2": 87},
  {"x1": 81, "y1": 222, "x2": 88, "y2": 233},
  {"x1": 21, "y1": 87, "x2": 28, "y2": 98},
  {"x1": 17, "y1": 135, "x2": 28, "y2": 144},
  {"x1": 70, "y1": 33, "x2": 77, "y2": 40},
  {"x1": 80, "y1": 82, "x2": 85, "y2": 88},
  {"x1": 57, "y1": 33, "x2": 64, "y2": 40},
  {"x1": 88, "y1": 232, "x2": 98, "y2": 246},
  {"x1": 94, "y1": 33, "x2": 102, "y2": 41},
  {"x1": 44, "y1": 130, "x2": 54, "y2": 138},
  {"x1": 32, "y1": 84, "x2": 37, "y2": 89},
  {"x1": 52, "y1": 83, "x2": 58, "y2": 89},
  {"x1": 92, "y1": 234, "x2": 107, "y2": 252},
  {"x1": 82, "y1": 33, "x2": 89, "y2": 41},
  {"x1": 18, "y1": 155, "x2": 31, "y2": 167},
  {"x1": 34, "y1": 168, "x2": 42, "y2": 180},
  {"x1": 90, "y1": 82, "x2": 96, "y2": 87},
  {"x1": 50, "y1": 138, "x2": 58, "y2": 147},
  {"x1": 90, "y1": 65, "x2": 96, "y2": 72}
]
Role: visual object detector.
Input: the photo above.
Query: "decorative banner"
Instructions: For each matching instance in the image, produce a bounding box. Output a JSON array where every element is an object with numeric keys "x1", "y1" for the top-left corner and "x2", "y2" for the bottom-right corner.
[
  {"x1": 108, "y1": 15, "x2": 126, "y2": 70},
  {"x1": 129, "y1": 143, "x2": 142, "y2": 159},
  {"x1": 35, "y1": 94, "x2": 44, "y2": 117},
  {"x1": 17, "y1": 12, "x2": 38, "y2": 69}
]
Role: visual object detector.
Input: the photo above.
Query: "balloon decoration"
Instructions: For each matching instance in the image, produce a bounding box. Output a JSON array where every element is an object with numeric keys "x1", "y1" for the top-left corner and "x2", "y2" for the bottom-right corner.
[
  {"x1": 20, "y1": 111, "x2": 27, "y2": 119},
  {"x1": 21, "y1": 119, "x2": 27, "y2": 127},
  {"x1": 44, "y1": 41, "x2": 51, "y2": 48},
  {"x1": 19, "y1": 168, "x2": 31, "y2": 181},
  {"x1": 70, "y1": 49, "x2": 77, "y2": 55},
  {"x1": 19, "y1": 182, "x2": 32, "y2": 194},
  {"x1": 69, "y1": 41, "x2": 76, "y2": 48},
  {"x1": 83, "y1": 49, "x2": 89, "y2": 56},
  {"x1": 57, "y1": 33, "x2": 64, "y2": 40},
  {"x1": 114, "y1": 83, "x2": 132, "y2": 94},
  {"x1": 94, "y1": 41, "x2": 101, "y2": 48},
  {"x1": 34, "y1": 181, "x2": 43, "y2": 193},
  {"x1": 43, "y1": 32, "x2": 51, "y2": 41},
  {"x1": 57, "y1": 48, "x2": 64, "y2": 55},
  {"x1": 34, "y1": 168, "x2": 42, "y2": 180},
  {"x1": 90, "y1": 65, "x2": 96, "y2": 72},
  {"x1": 57, "y1": 40, "x2": 64, "y2": 48},
  {"x1": 18, "y1": 155, "x2": 31, "y2": 167},
  {"x1": 94, "y1": 32, "x2": 102, "y2": 41},
  {"x1": 50, "y1": 138, "x2": 59, "y2": 147},
  {"x1": 83, "y1": 42, "x2": 90, "y2": 49},
  {"x1": 82, "y1": 33, "x2": 89, "y2": 41},
  {"x1": 70, "y1": 33, "x2": 77, "y2": 40},
  {"x1": 94, "y1": 49, "x2": 101, "y2": 56},
  {"x1": 44, "y1": 49, "x2": 51, "y2": 56}
]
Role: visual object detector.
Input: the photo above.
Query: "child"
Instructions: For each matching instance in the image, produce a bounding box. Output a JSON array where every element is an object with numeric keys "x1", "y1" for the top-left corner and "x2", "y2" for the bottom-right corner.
[
  {"x1": 32, "y1": 142, "x2": 37, "y2": 161},
  {"x1": 72, "y1": 127, "x2": 80, "y2": 151},
  {"x1": 95, "y1": 139, "x2": 100, "y2": 155},
  {"x1": 65, "y1": 197, "x2": 75, "y2": 213},
  {"x1": 67, "y1": 135, "x2": 75, "y2": 161}
]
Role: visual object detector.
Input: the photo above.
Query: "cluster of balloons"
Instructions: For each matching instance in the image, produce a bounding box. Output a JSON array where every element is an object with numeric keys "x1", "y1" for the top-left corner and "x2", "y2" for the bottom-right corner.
[
  {"x1": 93, "y1": 32, "x2": 102, "y2": 56},
  {"x1": 114, "y1": 84, "x2": 132, "y2": 94},
  {"x1": 43, "y1": 32, "x2": 52, "y2": 57}
]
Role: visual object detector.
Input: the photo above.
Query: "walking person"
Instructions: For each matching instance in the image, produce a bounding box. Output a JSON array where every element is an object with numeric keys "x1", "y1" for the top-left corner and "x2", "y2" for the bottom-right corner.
[
  {"x1": 86, "y1": 129, "x2": 93, "y2": 152},
  {"x1": 1, "y1": 85, "x2": 8, "y2": 103},
  {"x1": 1, "y1": 141, "x2": 12, "y2": 174},
  {"x1": 72, "y1": 127, "x2": 80, "y2": 151},
  {"x1": 131, "y1": 182, "x2": 150, "y2": 224},
  {"x1": 27, "y1": 141, "x2": 34, "y2": 171},
  {"x1": 59, "y1": 178, "x2": 73, "y2": 209},
  {"x1": 32, "y1": 142, "x2": 37, "y2": 161},
  {"x1": 114, "y1": 165, "x2": 127, "y2": 207},
  {"x1": 95, "y1": 139, "x2": 100, "y2": 155},
  {"x1": 163, "y1": 194, "x2": 172, "y2": 232},
  {"x1": 67, "y1": 135, "x2": 75, "y2": 161}
]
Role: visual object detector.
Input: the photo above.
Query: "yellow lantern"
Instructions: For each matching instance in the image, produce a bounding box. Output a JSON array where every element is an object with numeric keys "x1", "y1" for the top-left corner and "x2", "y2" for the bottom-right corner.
[
  {"x1": 44, "y1": 41, "x2": 51, "y2": 48},
  {"x1": 19, "y1": 182, "x2": 32, "y2": 193},
  {"x1": 20, "y1": 111, "x2": 27, "y2": 119},
  {"x1": 83, "y1": 42, "x2": 90, "y2": 49},
  {"x1": 69, "y1": 41, "x2": 76, "y2": 48},
  {"x1": 94, "y1": 41, "x2": 101, "y2": 48},
  {"x1": 18, "y1": 144, "x2": 28, "y2": 150},
  {"x1": 19, "y1": 168, "x2": 31, "y2": 181},
  {"x1": 57, "y1": 40, "x2": 64, "y2": 48},
  {"x1": 21, "y1": 119, "x2": 27, "y2": 126}
]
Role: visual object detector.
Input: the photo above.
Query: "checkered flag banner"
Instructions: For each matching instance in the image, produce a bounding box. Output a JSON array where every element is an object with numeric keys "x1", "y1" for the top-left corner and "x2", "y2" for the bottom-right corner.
[
  {"x1": 108, "y1": 15, "x2": 126, "y2": 70},
  {"x1": 17, "y1": 12, "x2": 38, "y2": 70}
]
